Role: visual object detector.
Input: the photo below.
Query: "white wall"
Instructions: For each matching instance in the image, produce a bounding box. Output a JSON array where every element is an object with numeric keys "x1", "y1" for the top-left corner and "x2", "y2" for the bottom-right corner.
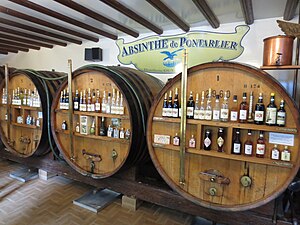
[{"x1": 1, "y1": 17, "x2": 299, "y2": 100}]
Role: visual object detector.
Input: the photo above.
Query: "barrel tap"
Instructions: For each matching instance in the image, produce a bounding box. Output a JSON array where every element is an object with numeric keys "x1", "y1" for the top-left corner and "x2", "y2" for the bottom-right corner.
[{"x1": 19, "y1": 136, "x2": 31, "y2": 144}]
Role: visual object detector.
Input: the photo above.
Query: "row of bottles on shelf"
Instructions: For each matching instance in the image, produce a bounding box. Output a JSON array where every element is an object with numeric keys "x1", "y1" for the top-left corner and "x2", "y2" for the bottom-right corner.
[
  {"x1": 59, "y1": 88, "x2": 125, "y2": 115},
  {"x1": 16, "y1": 114, "x2": 41, "y2": 127},
  {"x1": 169, "y1": 128, "x2": 291, "y2": 161},
  {"x1": 162, "y1": 88, "x2": 286, "y2": 127},
  {"x1": 2, "y1": 87, "x2": 41, "y2": 107},
  {"x1": 61, "y1": 117, "x2": 131, "y2": 140}
]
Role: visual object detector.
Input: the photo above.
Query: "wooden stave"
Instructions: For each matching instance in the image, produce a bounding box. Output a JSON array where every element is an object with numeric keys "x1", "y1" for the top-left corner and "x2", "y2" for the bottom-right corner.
[{"x1": 146, "y1": 61, "x2": 300, "y2": 211}]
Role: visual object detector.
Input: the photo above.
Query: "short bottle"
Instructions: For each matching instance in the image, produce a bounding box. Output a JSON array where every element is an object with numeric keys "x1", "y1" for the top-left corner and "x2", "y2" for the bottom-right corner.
[
  {"x1": 265, "y1": 93, "x2": 277, "y2": 126},
  {"x1": 62, "y1": 120, "x2": 68, "y2": 130},
  {"x1": 212, "y1": 95, "x2": 221, "y2": 121},
  {"x1": 107, "y1": 125, "x2": 113, "y2": 137},
  {"x1": 281, "y1": 146, "x2": 291, "y2": 162},
  {"x1": 232, "y1": 129, "x2": 241, "y2": 155},
  {"x1": 244, "y1": 129, "x2": 253, "y2": 156},
  {"x1": 217, "y1": 128, "x2": 225, "y2": 152},
  {"x1": 254, "y1": 93, "x2": 265, "y2": 125},
  {"x1": 276, "y1": 99, "x2": 286, "y2": 127},
  {"x1": 230, "y1": 95, "x2": 238, "y2": 122},
  {"x1": 189, "y1": 135, "x2": 196, "y2": 148},
  {"x1": 256, "y1": 131, "x2": 266, "y2": 158},
  {"x1": 239, "y1": 92, "x2": 248, "y2": 123},
  {"x1": 173, "y1": 133, "x2": 180, "y2": 146},
  {"x1": 119, "y1": 128, "x2": 125, "y2": 139},
  {"x1": 271, "y1": 144, "x2": 280, "y2": 160},
  {"x1": 203, "y1": 129, "x2": 212, "y2": 150},
  {"x1": 75, "y1": 122, "x2": 80, "y2": 133},
  {"x1": 187, "y1": 91, "x2": 195, "y2": 119}
]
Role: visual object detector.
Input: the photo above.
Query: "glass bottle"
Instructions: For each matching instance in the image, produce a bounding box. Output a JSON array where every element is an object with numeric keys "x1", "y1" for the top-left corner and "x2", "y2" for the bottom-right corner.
[
  {"x1": 81, "y1": 91, "x2": 87, "y2": 112},
  {"x1": 162, "y1": 92, "x2": 168, "y2": 117},
  {"x1": 113, "y1": 126, "x2": 119, "y2": 138},
  {"x1": 230, "y1": 95, "x2": 238, "y2": 122},
  {"x1": 217, "y1": 127, "x2": 225, "y2": 152},
  {"x1": 102, "y1": 91, "x2": 107, "y2": 113},
  {"x1": 119, "y1": 128, "x2": 125, "y2": 139},
  {"x1": 194, "y1": 93, "x2": 200, "y2": 120},
  {"x1": 90, "y1": 119, "x2": 95, "y2": 135},
  {"x1": 119, "y1": 93, "x2": 125, "y2": 115},
  {"x1": 199, "y1": 91, "x2": 205, "y2": 120},
  {"x1": 95, "y1": 89, "x2": 101, "y2": 112},
  {"x1": 232, "y1": 129, "x2": 241, "y2": 155},
  {"x1": 173, "y1": 133, "x2": 180, "y2": 146},
  {"x1": 125, "y1": 129, "x2": 131, "y2": 140},
  {"x1": 189, "y1": 134, "x2": 196, "y2": 148},
  {"x1": 213, "y1": 94, "x2": 221, "y2": 121},
  {"x1": 205, "y1": 88, "x2": 212, "y2": 121},
  {"x1": 73, "y1": 89, "x2": 79, "y2": 111},
  {"x1": 220, "y1": 91, "x2": 229, "y2": 122},
  {"x1": 271, "y1": 144, "x2": 280, "y2": 160},
  {"x1": 22, "y1": 89, "x2": 27, "y2": 106},
  {"x1": 276, "y1": 99, "x2": 286, "y2": 127},
  {"x1": 247, "y1": 91, "x2": 254, "y2": 123},
  {"x1": 281, "y1": 146, "x2": 291, "y2": 162},
  {"x1": 111, "y1": 88, "x2": 116, "y2": 114},
  {"x1": 265, "y1": 93, "x2": 277, "y2": 126},
  {"x1": 244, "y1": 129, "x2": 253, "y2": 156},
  {"x1": 256, "y1": 131, "x2": 265, "y2": 158},
  {"x1": 27, "y1": 89, "x2": 32, "y2": 106},
  {"x1": 115, "y1": 90, "x2": 120, "y2": 115},
  {"x1": 107, "y1": 125, "x2": 113, "y2": 137},
  {"x1": 87, "y1": 88, "x2": 92, "y2": 112},
  {"x1": 91, "y1": 89, "x2": 96, "y2": 112},
  {"x1": 167, "y1": 90, "x2": 173, "y2": 117},
  {"x1": 75, "y1": 122, "x2": 80, "y2": 133},
  {"x1": 99, "y1": 117, "x2": 106, "y2": 136},
  {"x1": 61, "y1": 120, "x2": 68, "y2": 130},
  {"x1": 187, "y1": 91, "x2": 195, "y2": 119},
  {"x1": 203, "y1": 129, "x2": 212, "y2": 150},
  {"x1": 254, "y1": 93, "x2": 265, "y2": 125},
  {"x1": 106, "y1": 92, "x2": 111, "y2": 114},
  {"x1": 172, "y1": 88, "x2": 179, "y2": 118},
  {"x1": 239, "y1": 92, "x2": 248, "y2": 123}
]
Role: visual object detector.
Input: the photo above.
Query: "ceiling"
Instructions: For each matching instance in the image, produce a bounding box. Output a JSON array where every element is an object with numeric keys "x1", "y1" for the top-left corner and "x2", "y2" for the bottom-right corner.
[{"x1": 0, "y1": 0, "x2": 299, "y2": 56}]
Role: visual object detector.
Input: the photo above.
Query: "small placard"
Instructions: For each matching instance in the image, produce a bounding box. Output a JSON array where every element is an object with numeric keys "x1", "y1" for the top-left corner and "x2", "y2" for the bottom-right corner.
[
  {"x1": 154, "y1": 134, "x2": 170, "y2": 145},
  {"x1": 269, "y1": 132, "x2": 294, "y2": 146}
]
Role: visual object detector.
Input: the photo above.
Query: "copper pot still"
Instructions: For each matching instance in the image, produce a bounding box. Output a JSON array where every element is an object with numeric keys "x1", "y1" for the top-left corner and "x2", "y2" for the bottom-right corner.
[{"x1": 263, "y1": 35, "x2": 295, "y2": 66}]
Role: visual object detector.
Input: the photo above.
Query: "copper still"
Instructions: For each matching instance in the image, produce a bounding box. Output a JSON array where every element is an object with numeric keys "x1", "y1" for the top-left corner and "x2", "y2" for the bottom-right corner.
[{"x1": 263, "y1": 35, "x2": 295, "y2": 66}]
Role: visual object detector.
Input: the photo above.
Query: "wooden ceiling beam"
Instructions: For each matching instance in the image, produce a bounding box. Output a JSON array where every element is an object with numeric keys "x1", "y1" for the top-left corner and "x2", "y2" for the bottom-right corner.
[
  {"x1": 0, "y1": 47, "x2": 18, "y2": 53},
  {"x1": 100, "y1": 0, "x2": 163, "y2": 35},
  {"x1": 0, "y1": 26, "x2": 67, "y2": 46},
  {"x1": 239, "y1": 0, "x2": 254, "y2": 25},
  {"x1": 0, "y1": 38, "x2": 40, "y2": 50},
  {"x1": 284, "y1": 0, "x2": 299, "y2": 20},
  {"x1": 0, "y1": 17, "x2": 82, "y2": 45},
  {"x1": 192, "y1": 0, "x2": 220, "y2": 28},
  {"x1": 0, "y1": 43, "x2": 28, "y2": 52},
  {"x1": 9, "y1": 0, "x2": 117, "y2": 40},
  {"x1": 146, "y1": 0, "x2": 190, "y2": 32},
  {"x1": 0, "y1": 5, "x2": 98, "y2": 42},
  {"x1": 0, "y1": 33, "x2": 53, "y2": 48},
  {"x1": 0, "y1": 50, "x2": 8, "y2": 55},
  {"x1": 54, "y1": 0, "x2": 139, "y2": 38}
]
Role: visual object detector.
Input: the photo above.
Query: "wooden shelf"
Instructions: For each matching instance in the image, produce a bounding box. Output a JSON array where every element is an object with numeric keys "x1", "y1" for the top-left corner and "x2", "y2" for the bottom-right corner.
[
  {"x1": 152, "y1": 143, "x2": 294, "y2": 168},
  {"x1": 1, "y1": 104, "x2": 41, "y2": 111},
  {"x1": 11, "y1": 122, "x2": 40, "y2": 129},
  {"x1": 55, "y1": 109, "x2": 129, "y2": 119},
  {"x1": 260, "y1": 65, "x2": 300, "y2": 70},
  {"x1": 74, "y1": 133, "x2": 130, "y2": 143}
]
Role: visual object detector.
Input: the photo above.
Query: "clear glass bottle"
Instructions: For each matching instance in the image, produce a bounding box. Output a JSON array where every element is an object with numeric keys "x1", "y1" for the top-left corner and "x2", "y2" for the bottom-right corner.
[
  {"x1": 95, "y1": 89, "x2": 101, "y2": 112},
  {"x1": 230, "y1": 95, "x2": 238, "y2": 122},
  {"x1": 281, "y1": 146, "x2": 291, "y2": 161},
  {"x1": 271, "y1": 144, "x2": 280, "y2": 160},
  {"x1": 119, "y1": 128, "x2": 125, "y2": 139},
  {"x1": 106, "y1": 92, "x2": 111, "y2": 114},
  {"x1": 173, "y1": 133, "x2": 180, "y2": 146},
  {"x1": 189, "y1": 134, "x2": 196, "y2": 148},
  {"x1": 111, "y1": 88, "x2": 116, "y2": 114},
  {"x1": 194, "y1": 93, "x2": 200, "y2": 120},
  {"x1": 205, "y1": 88, "x2": 212, "y2": 121},
  {"x1": 107, "y1": 124, "x2": 113, "y2": 137},
  {"x1": 75, "y1": 122, "x2": 80, "y2": 133},
  {"x1": 101, "y1": 91, "x2": 107, "y2": 113},
  {"x1": 125, "y1": 129, "x2": 131, "y2": 140},
  {"x1": 212, "y1": 94, "x2": 221, "y2": 121},
  {"x1": 199, "y1": 91, "x2": 205, "y2": 120},
  {"x1": 220, "y1": 91, "x2": 229, "y2": 122}
]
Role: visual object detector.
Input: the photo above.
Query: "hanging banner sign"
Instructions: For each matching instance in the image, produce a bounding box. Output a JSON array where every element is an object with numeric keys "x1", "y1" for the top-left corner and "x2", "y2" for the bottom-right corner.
[{"x1": 116, "y1": 25, "x2": 250, "y2": 74}]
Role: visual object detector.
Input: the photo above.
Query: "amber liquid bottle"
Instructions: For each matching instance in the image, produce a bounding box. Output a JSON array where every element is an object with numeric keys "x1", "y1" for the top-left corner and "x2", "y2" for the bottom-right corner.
[
  {"x1": 232, "y1": 129, "x2": 241, "y2": 155},
  {"x1": 217, "y1": 127, "x2": 225, "y2": 152},
  {"x1": 239, "y1": 92, "x2": 248, "y2": 123},
  {"x1": 256, "y1": 131, "x2": 266, "y2": 158},
  {"x1": 244, "y1": 130, "x2": 253, "y2": 156}
]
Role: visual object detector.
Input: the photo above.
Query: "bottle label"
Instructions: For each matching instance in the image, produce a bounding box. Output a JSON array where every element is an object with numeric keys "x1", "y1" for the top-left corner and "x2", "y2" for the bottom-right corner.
[
  {"x1": 204, "y1": 137, "x2": 211, "y2": 148},
  {"x1": 90, "y1": 104, "x2": 95, "y2": 112},
  {"x1": 189, "y1": 139, "x2": 196, "y2": 148},
  {"x1": 74, "y1": 102, "x2": 79, "y2": 110},
  {"x1": 172, "y1": 108, "x2": 179, "y2": 118},
  {"x1": 173, "y1": 137, "x2": 180, "y2": 146},
  {"x1": 101, "y1": 103, "x2": 107, "y2": 113},
  {"x1": 244, "y1": 144, "x2": 252, "y2": 155},
  {"x1": 239, "y1": 109, "x2": 247, "y2": 120},
  {"x1": 87, "y1": 104, "x2": 92, "y2": 112},
  {"x1": 107, "y1": 129, "x2": 113, "y2": 137},
  {"x1": 233, "y1": 143, "x2": 241, "y2": 154},
  {"x1": 75, "y1": 125, "x2": 80, "y2": 133},
  {"x1": 205, "y1": 110, "x2": 212, "y2": 120},
  {"x1": 230, "y1": 111, "x2": 238, "y2": 121},
  {"x1": 271, "y1": 150, "x2": 280, "y2": 160},
  {"x1": 187, "y1": 107, "x2": 194, "y2": 117},
  {"x1": 194, "y1": 109, "x2": 200, "y2": 120},
  {"x1": 266, "y1": 108, "x2": 277, "y2": 124},
  {"x1": 281, "y1": 151, "x2": 291, "y2": 161},
  {"x1": 79, "y1": 104, "x2": 87, "y2": 112},
  {"x1": 166, "y1": 108, "x2": 173, "y2": 117},
  {"x1": 217, "y1": 137, "x2": 224, "y2": 147},
  {"x1": 199, "y1": 109, "x2": 205, "y2": 120},
  {"x1": 256, "y1": 144, "x2": 265, "y2": 155},
  {"x1": 220, "y1": 109, "x2": 229, "y2": 120},
  {"x1": 277, "y1": 112, "x2": 286, "y2": 125},
  {"x1": 212, "y1": 110, "x2": 220, "y2": 120},
  {"x1": 179, "y1": 108, "x2": 182, "y2": 117},
  {"x1": 254, "y1": 111, "x2": 264, "y2": 122},
  {"x1": 120, "y1": 131, "x2": 125, "y2": 139},
  {"x1": 22, "y1": 98, "x2": 27, "y2": 105},
  {"x1": 162, "y1": 108, "x2": 167, "y2": 117},
  {"x1": 95, "y1": 103, "x2": 101, "y2": 111},
  {"x1": 119, "y1": 106, "x2": 125, "y2": 115}
]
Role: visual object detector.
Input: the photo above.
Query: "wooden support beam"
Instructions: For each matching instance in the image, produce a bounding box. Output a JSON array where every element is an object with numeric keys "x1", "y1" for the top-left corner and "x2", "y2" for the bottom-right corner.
[
  {"x1": 284, "y1": 0, "x2": 299, "y2": 20},
  {"x1": 54, "y1": 0, "x2": 139, "y2": 38},
  {"x1": 0, "y1": 39, "x2": 40, "y2": 50},
  {"x1": 0, "y1": 26, "x2": 67, "y2": 46},
  {"x1": 100, "y1": 0, "x2": 163, "y2": 35},
  {"x1": 0, "y1": 43, "x2": 29, "y2": 52},
  {"x1": 0, "y1": 5, "x2": 98, "y2": 42},
  {"x1": 0, "y1": 17, "x2": 82, "y2": 45},
  {"x1": 0, "y1": 50, "x2": 8, "y2": 55},
  {"x1": 146, "y1": 0, "x2": 190, "y2": 32},
  {"x1": 192, "y1": 0, "x2": 220, "y2": 28},
  {"x1": 0, "y1": 33, "x2": 53, "y2": 48},
  {"x1": 239, "y1": 0, "x2": 254, "y2": 25},
  {"x1": 9, "y1": 0, "x2": 117, "y2": 40},
  {"x1": 0, "y1": 47, "x2": 18, "y2": 53}
]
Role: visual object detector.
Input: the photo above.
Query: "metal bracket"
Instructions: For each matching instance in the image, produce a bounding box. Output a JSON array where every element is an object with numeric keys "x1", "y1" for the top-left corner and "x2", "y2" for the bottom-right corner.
[{"x1": 199, "y1": 169, "x2": 230, "y2": 185}]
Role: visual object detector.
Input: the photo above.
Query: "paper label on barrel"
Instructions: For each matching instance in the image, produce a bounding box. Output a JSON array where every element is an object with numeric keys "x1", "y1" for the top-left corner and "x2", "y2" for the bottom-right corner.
[{"x1": 154, "y1": 134, "x2": 170, "y2": 145}]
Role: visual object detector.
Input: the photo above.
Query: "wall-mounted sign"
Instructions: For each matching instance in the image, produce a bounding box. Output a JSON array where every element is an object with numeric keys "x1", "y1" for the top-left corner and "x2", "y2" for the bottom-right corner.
[{"x1": 116, "y1": 25, "x2": 249, "y2": 74}]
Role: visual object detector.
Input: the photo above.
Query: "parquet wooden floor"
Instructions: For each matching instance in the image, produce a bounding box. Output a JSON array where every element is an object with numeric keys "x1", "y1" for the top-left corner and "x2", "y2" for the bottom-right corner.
[{"x1": 0, "y1": 159, "x2": 196, "y2": 225}]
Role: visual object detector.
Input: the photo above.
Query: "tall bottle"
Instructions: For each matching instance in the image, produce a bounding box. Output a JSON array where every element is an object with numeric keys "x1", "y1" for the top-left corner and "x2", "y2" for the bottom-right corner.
[
  {"x1": 212, "y1": 94, "x2": 221, "y2": 121},
  {"x1": 232, "y1": 129, "x2": 241, "y2": 155},
  {"x1": 281, "y1": 146, "x2": 291, "y2": 162},
  {"x1": 256, "y1": 131, "x2": 266, "y2": 158},
  {"x1": 73, "y1": 89, "x2": 79, "y2": 111},
  {"x1": 106, "y1": 92, "x2": 111, "y2": 114},
  {"x1": 254, "y1": 93, "x2": 265, "y2": 125},
  {"x1": 276, "y1": 99, "x2": 286, "y2": 127},
  {"x1": 230, "y1": 95, "x2": 238, "y2": 122},
  {"x1": 220, "y1": 92, "x2": 229, "y2": 122},
  {"x1": 95, "y1": 89, "x2": 101, "y2": 112},
  {"x1": 271, "y1": 144, "x2": 280, "y2": 160},
  {"x1": 87, "y1": 88, "x2": 92, "y2": 112},
  {"x1": 265, "y1": 93, "x2": 277, "y2": 126},
  {"x1": 99, "y1": 117, "x2": 106, "y2": 136},
  {"x1": 186, "y1": 91, "x2": 195, "y2": 119},
  {"x1": 194, "y1": 93, "x2": 200, "y2": 120},
  {"x1": 111, "y1": 88, "x2": 116, "y2": 114},
  {"x1": 162, "y1": 93, "x2": 168, "y2": 117},
  {"x1": 247, "y1": 91, "x2": 254, "y2": 123},
  {"x1": 90, "y1": 119, "x2": 95, "y2": 135},
  {"x1": 81, "y1": 91, "x2": 87, "y2": 112},
  {"x1": 199, "y1": 91, "x2": 205, "y2": 120},
  {"x1": 244, "y1": 130, "x2": 253, "y2": 156},
  {"x1": 119, "y1": 93, "x2": 124, "y2": 115},
  {"x1": 217, "y1": 128, "x2": 225, "y2": 152},
  {"x1": 172, "y1": 88, "x2": 179, "y2": 118},
  {"x1": 102, "y1": 91, "x2": 107, "y2": 113},
  {"x1": 167, "y1": 90, "x2": 173, "y2": 117},
  {"x1": 239, "y1": 92, "x2": 248, "y2": 123},
  {"x1": 205, "y1": 88, "x2": 212, "y2": 121}
]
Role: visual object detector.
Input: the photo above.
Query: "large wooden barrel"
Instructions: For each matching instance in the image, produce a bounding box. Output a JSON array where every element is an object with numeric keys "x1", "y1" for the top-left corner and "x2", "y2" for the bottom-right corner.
[
  {"x1": 147, "y1": 62, "x2": 300, "y2": 211},
  {"x1": 51, "y1": 65, "x2": 163, "y2": 178},
  {"x1": 0, "y1": 69, "x2": 66, "y2": 157}
]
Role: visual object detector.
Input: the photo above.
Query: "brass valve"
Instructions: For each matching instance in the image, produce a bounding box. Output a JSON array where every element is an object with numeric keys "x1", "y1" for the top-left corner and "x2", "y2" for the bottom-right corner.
[{"x1": 240, "y1": 175, "x2": 252, "y2": 187}]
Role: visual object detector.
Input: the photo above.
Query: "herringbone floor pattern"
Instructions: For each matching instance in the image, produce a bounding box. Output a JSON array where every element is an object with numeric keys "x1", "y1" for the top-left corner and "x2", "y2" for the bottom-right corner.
[{"x1": 0, "y1": 159, "x2": 195, "y2": 225}]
